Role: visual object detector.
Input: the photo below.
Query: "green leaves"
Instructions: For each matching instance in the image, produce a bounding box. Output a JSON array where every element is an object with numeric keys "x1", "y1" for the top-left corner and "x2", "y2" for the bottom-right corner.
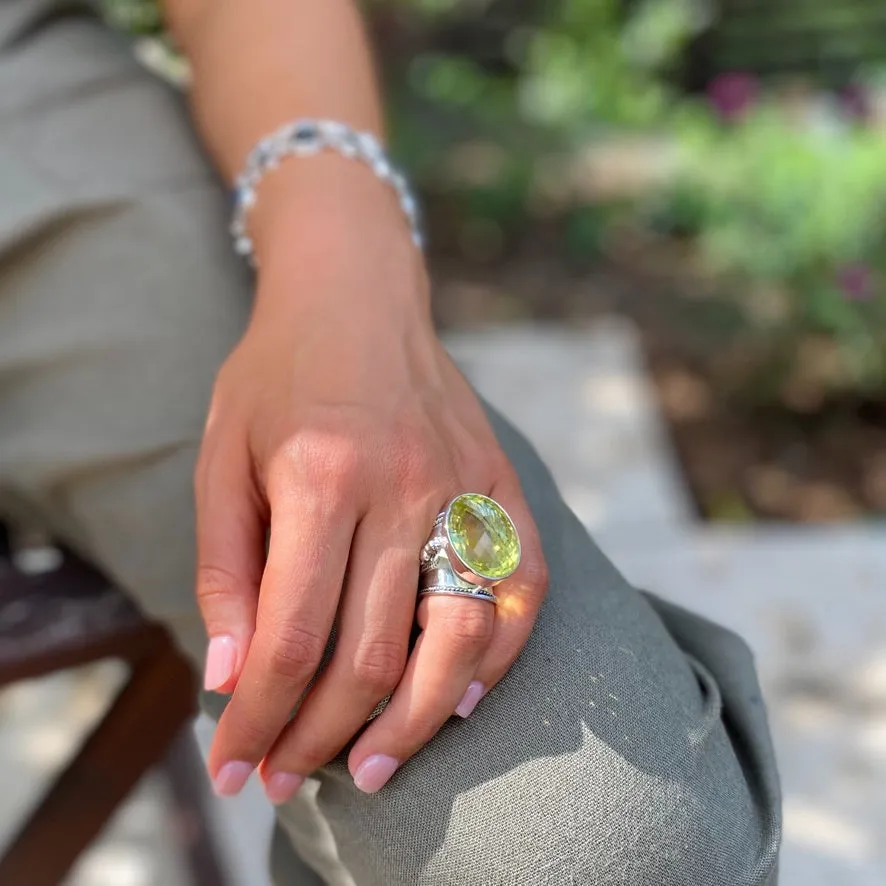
[
  {"x1": 650, "y1": 107, "x2": 886, "y2": 394},
  {"x1": 101, "y1": 0, "x2": 163, "y2": 34},
  {"x1": 101, "y1": 0, "x2": 886, "y2": 399}
]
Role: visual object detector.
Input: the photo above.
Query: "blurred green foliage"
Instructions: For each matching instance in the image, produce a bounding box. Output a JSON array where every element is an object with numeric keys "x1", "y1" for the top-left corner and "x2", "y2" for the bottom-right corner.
[
  {"x1": 102, "y1": 0, "x2": 886, "y2": 399},
  {"x1": 381, "y1": 0, "x2": 886, "y2": 398},
  {"x1": 646, "y1": 103, "x2": 886, "y2": 396},
  {"x1": 101, "y1": 0, "x2": 163, "y2": 34},
  {"x1": 380, "y1": 1, "x2": 705, "y2": 194}
]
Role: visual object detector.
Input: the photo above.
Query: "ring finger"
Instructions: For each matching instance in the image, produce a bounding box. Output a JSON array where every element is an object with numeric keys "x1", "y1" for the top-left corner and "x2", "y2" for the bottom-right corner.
[
  {"x1": 346, "y1": 582, "x2": 495, "y2": 793},
  {"x1": 347, "y1": 480, "x2": 543, "y2": 792}
]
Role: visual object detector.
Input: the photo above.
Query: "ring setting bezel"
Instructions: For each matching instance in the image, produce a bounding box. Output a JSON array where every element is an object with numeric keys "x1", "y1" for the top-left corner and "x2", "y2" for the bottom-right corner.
[{"x1": 419, "y1": 493, "x2": 522, "y2": 593}]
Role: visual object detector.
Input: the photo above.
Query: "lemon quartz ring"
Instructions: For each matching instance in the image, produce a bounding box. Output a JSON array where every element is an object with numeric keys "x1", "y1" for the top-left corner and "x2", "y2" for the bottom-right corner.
[{"x1": 419, "y1": 493, "x2": 521, "y2": 604}]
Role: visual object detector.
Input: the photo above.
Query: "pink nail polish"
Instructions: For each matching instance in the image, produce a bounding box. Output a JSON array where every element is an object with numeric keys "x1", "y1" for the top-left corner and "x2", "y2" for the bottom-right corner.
[
  {"x1": 455, "y1": 681, "x2": 485, "y2": 719},
  {"x1": 212, "y1": 761, "x2": 253, "y2": 797},
  {"x1": 265, "y1": 772, "x2": 305, "y2": 805},
  {"x1": 353, "y1": 754, "x2": 399, "y2": 793},
  {"x1": 204, "y1": 635, "x2": 237, "y2": 691}
]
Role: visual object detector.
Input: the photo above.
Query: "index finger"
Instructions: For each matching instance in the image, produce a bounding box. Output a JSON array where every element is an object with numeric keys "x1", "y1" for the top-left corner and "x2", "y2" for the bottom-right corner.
[{"x1": 207, "y1": 490, "x2": 355, "y2": 795}]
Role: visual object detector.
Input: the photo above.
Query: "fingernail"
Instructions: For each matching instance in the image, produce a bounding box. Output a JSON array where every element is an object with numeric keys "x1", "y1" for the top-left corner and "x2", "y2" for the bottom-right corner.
[
  {"x1": 353, "y1": 754, "x2": 399, "y2": 793},
  {"x1": 264, "y1": 772, "x2": 305, "y2": 805},
  {"x1": 204, "y1": 635, "x2": 237, "y2": 691},
  {"x1": 212, "y1": 761, "x2": 253, "y2": 797},
  {"x1": 455, "y1": 680, "x2": 485, "y2": 718}
]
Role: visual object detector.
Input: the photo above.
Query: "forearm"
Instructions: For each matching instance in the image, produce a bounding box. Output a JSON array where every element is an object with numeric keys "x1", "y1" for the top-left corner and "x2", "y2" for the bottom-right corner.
[
  {"x1": 164, "y1": 0, "x2": 384, "y2": 183},
  {"x1": 163, "y1": 0, "x2": 422, "y2": 317},
  {"x1": 162, "y1": 0, "x2": 405, "y2": 270}
]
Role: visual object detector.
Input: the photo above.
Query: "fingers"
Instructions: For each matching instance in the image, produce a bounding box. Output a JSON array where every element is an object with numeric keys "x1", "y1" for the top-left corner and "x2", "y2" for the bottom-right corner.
[
  {"x1": 195, "y1": 441, "x2": 266, "y2": 694},
  {"x1": 346, "y1": 471, "x2": 547, "y2": 793},
  {"x1": 258, "y1": 513, "x2": 419, "y2": 803},
  {"x1": 206, "y1": 483, "x2": 355, "y2": 795},
  {"x1": 346, "y1": 592, "x2": 495, "y2": 793},
  {"x1": 199, "y1": 424, "x2": 548, "y2": 800}
]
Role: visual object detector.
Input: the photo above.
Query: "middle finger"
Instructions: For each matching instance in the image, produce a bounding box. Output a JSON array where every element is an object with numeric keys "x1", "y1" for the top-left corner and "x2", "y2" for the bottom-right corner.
[
  {"x1": 259, "y1": 511, "x2": 420, "y2": 802},
  {"x1": 207, "y1": 490, "x2": 355, "y2": 794}
]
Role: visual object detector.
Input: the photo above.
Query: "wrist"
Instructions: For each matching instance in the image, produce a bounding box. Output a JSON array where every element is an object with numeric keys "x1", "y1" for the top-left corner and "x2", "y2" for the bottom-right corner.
[
  {"x1": 232, "y1": 120, "x2": 421, "y2": 270},
  {"x1": 247, "y1": 155, "x2": 430, "y2": 316},
  {"x1": 248, "y1": 153, "x2": 404, "y2": 257}
]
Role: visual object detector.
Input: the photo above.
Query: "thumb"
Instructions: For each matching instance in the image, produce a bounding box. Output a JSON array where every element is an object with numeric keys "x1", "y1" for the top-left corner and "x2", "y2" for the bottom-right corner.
[{"x1": 194, "y1": 442, "x2": 265, "y2": 694}]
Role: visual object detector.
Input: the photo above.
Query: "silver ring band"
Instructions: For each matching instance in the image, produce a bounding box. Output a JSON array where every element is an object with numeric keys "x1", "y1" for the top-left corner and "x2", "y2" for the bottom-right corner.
[{"x1": 419, "y1": 586, "x2": 498, "y2": 605}]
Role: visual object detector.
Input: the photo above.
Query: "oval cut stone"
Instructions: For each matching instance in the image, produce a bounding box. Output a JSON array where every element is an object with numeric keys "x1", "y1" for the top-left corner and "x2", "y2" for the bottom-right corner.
[{"x1": 446, "y1": 493, "x2": 520, "y2": 580}]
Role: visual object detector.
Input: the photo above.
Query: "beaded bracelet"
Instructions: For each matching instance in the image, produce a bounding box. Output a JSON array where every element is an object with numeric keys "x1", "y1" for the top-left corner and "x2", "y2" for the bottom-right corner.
[{"x1": 230, "y1": 119, "x2": 423, "y2": 266}]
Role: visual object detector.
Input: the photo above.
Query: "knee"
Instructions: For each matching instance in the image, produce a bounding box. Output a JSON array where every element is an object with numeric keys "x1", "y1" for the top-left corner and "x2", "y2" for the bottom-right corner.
[
  {"x1": 408, "y1": 641, "x2": 778, "y2": 886},
  {"x1": 428, "y1": 728, "x2": 777, "y2": 886},
  {"x1": 317, "y1": 602, "x2": 780, "y2": 885}
]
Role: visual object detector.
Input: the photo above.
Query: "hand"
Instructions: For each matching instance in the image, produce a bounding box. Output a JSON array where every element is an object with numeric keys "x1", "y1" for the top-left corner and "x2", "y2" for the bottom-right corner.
[{"x1": 195, "y1": 158, "x2": 549, "y2": 802}]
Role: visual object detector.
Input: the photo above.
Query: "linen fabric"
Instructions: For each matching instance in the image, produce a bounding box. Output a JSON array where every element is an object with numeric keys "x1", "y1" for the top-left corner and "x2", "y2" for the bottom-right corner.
[{"x1": 0, "y1": 3, "x2": 781, "y2": 883}]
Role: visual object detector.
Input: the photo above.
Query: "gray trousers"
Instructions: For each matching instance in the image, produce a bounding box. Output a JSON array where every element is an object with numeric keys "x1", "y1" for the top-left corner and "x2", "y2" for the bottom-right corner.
[{"x1": 0, "y1": 2, "x2": 781, "y2": 883}]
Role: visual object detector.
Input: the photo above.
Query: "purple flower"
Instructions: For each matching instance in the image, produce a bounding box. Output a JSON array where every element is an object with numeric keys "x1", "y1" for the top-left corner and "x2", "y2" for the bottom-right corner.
[
  {"x1": 837, "y1": 83, "x2": 870, "y2": 122},
  {"x1": 837, "y1": 263, "x2": 875, "y2": 300},
  {"x1": 707, "y1": 72, "x2": 759, "y2": 122}
]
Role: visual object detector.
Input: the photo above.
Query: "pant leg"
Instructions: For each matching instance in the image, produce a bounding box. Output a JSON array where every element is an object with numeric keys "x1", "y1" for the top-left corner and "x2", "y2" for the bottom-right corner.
[
  {"x1": 275, "y1": 409, "x2": 782, "y2": 886},
  {"x1": 0, "y1": 6, "x2": 376, "y2": 882},
  {"x1": 0, "y1": 4, "x2": 782, "y2": 885},
  {"x1": 0, "y1": 0, "x2": 246, "y2": 666}
]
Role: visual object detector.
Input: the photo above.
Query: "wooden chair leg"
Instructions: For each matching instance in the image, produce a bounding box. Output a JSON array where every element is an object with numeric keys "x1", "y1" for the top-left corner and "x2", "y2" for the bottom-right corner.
[
  {"x1": 163, "y1": 728, "x2": 230, "y2": 886},
  {"x1": 0, "y1": 637, "x2": 196, "y2": 886}
]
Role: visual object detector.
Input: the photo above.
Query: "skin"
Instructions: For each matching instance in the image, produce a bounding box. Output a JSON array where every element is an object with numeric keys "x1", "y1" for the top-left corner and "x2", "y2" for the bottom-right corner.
[{"x1": 163, "y1": 0, "x2": 549, "y2": 802}]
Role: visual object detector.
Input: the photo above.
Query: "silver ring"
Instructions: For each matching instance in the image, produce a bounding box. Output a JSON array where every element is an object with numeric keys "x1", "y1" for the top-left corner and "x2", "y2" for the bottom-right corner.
[
  {"x1": 417, "y1": 493, "x2": 521, "y2": 605},
  {"x1": 419, "y1": 586, "x2": 498, "y2": 605}
]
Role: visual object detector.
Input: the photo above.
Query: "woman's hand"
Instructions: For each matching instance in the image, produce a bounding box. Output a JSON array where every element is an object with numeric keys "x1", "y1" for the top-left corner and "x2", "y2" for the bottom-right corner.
[{"x1": 195, "y1": 158, "x2": 549, "y2": 803}]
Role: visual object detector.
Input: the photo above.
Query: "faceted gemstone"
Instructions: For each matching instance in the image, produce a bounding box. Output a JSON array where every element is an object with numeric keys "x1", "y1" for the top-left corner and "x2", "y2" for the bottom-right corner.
[
  {"x1": 446, "y1": 494, "x2": 520, "y2": 581},
  {"x1": 357, "y1": 132, "x2": 382, "y2": 164},
  {"x1": 338, "y1": 132, "x2": 360, "y2": 158},
  {"x1": 289, "y1": 124, "x2": 320, "y2": 156},
  {"x1": 371, "y1": 157, "x2": 392, "y2": 180},
  {"x1": 294, "y1": 123, "x2": 318, "y2": 141},
  {"x1": 254, "y1": 142, "x2": 271, "y2": 168}
]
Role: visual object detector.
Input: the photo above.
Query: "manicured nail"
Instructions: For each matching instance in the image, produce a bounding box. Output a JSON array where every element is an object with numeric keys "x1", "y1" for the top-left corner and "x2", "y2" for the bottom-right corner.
[
  {"x1": 212, "y1": 761, "x2": 253, "y2": 797},
  {"x1": 353, "y1": 755, "x2": 399, "y2": 793},
  {"x1": 455, "y1": 681, "x2": 485, "y2": 719},
  {"x1": 204, "y1": 635, "x2": 237, "y2": 691},
  {"x1": 264, "y1": 772, "x2": 305, "y2": 805}
]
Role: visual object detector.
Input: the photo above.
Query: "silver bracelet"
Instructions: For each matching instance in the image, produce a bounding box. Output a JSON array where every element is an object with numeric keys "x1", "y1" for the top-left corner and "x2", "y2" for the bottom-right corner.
[{"x1": 230, "y1": 119, "x2": 423, "y2": 265}]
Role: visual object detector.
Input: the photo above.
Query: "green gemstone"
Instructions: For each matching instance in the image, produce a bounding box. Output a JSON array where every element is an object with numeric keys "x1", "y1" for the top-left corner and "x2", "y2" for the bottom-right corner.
[{"x1": 446, "y1": 493, "x2": 520, "y2": 581}]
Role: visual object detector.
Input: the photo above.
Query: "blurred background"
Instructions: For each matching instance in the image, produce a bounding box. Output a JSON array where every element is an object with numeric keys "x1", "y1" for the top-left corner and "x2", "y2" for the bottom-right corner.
[
  {"x1": 115, "y1": 0, "x2": 886, "y2": 522},
  {"x1": 1, "y1": 0, "x2": 884, "y2": 884}
]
